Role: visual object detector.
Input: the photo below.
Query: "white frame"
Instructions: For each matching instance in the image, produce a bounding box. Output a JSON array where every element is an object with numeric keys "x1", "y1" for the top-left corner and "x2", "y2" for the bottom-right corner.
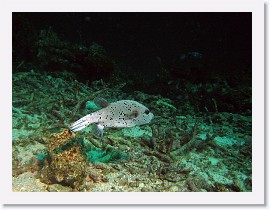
[{"x1": 0, "y1": 0, "x2": 264, "y2": 205}]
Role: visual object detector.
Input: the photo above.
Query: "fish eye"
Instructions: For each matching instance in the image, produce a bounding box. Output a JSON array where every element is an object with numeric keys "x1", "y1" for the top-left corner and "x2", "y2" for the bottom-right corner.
[{"x1": 144, "y1": 109, "x2": 150, "y2": 114}]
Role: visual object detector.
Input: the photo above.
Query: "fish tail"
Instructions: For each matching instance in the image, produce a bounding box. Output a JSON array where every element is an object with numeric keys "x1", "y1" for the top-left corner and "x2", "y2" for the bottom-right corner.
[{"x1": 69, "y1": 114, "x2": 95, "y2": 132}]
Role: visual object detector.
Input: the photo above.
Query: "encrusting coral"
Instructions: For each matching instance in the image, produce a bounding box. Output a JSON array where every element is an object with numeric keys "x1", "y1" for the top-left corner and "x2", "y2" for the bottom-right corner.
[
  {"x1": 37, "y1": 129, "x2": 86, "y2": 189},
  {"x1": 48, "y1": 129, "x2": 76, "y2": 151}
]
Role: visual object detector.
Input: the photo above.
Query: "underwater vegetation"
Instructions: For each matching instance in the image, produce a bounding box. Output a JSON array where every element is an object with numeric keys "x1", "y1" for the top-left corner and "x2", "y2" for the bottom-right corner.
[{"x1": 12, "y1": 20, "x2": 252, "y2": 192}]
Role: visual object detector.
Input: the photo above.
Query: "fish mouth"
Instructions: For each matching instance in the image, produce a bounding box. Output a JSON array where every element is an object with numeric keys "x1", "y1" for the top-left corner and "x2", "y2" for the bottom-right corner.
[{"x1": 149, "y1": 113, "x2": 154, "y2": 121}]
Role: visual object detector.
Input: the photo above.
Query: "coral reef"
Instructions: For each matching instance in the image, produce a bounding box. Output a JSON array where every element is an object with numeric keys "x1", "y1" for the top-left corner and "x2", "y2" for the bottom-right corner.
[
  {"x1": 12, "y1": 66, "x2": 251, "y2": 192},
  {"x1": 11, "y1": 13, "x2": 252, "y2": 193},
  {"x1": 41, "y1": 146, "x2": 87, "y2": 189},
  {"x1": 48, "y1": 129, "x2": 76, "y2": 151}
]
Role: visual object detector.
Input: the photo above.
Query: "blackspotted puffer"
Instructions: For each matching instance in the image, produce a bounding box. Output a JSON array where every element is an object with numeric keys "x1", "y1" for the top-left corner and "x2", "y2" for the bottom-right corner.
[{"x1": 69, "y1": 99, "x2": 154, "y2": 136}]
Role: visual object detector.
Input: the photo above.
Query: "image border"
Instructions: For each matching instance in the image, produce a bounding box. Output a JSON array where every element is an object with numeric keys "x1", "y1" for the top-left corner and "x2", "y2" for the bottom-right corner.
[{"x1": 0, "y1": 0, "x2": 265, "y2": 205}]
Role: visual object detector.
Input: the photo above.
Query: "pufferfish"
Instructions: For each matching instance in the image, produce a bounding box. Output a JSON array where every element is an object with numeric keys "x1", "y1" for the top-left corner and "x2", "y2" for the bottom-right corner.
[{"x1": 69, "y1": 98, "x2": 154, "y2": 136}]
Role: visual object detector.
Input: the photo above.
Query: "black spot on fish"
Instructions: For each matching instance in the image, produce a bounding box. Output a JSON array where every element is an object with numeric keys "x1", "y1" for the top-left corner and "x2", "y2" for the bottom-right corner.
[{"x1": 144, "y1": 109, "x2": 150, "y2": 114}]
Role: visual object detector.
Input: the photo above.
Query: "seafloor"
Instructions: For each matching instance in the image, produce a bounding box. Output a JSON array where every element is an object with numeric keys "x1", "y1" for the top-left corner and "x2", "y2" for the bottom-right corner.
[{"x1": 12, "y1": 70, "x2": 252, "y2": 192}]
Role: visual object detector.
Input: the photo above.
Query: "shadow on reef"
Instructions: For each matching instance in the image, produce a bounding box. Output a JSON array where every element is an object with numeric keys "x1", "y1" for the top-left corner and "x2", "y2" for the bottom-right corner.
[{"x1": 13, "y1": 15, "x2": 115, "y2": 83}]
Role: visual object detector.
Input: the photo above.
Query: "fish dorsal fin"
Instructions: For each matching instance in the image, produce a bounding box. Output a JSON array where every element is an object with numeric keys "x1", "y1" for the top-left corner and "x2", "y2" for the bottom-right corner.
[{"x1": 94, "y1": 97, "x2": 110, "y2": 108}]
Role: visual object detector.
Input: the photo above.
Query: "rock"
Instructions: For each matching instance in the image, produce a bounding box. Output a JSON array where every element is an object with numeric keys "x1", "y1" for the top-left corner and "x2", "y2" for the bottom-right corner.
[
  {"x1": 168, "y1": 185, "x2": 179, "y2": 192},
  {"x1": 12, "y1": 172, "x2": 47, "y2": 192},
  {"x1": 47, "y1": 184, "x2": 73, "y2": 192},
  {"x1": 88, "y1": 168, "x2": 101, "y2": 182}
]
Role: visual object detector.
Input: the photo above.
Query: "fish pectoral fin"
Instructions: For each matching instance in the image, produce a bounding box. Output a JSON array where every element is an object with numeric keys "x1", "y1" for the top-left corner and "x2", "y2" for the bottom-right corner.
[{"x1": 94, "y1": 123, "x2": 105, "y2": 137}]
